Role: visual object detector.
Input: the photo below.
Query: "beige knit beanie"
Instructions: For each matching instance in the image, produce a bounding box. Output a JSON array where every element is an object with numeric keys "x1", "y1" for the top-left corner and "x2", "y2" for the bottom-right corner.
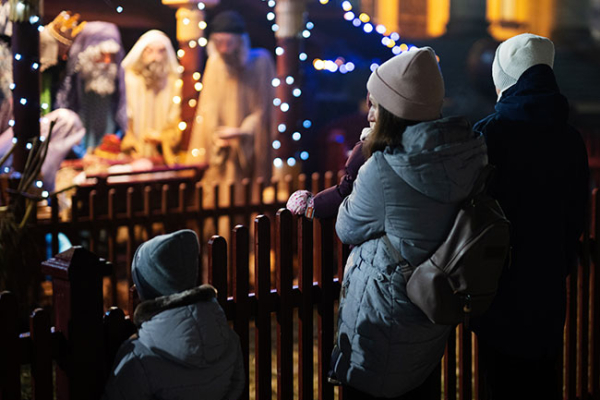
[
  {"x1": 366, "y1": 47, "x2": 444, "y2": 121},
  {"x1": 492, "y1": 33, "x2": 555, "y2": 98}
]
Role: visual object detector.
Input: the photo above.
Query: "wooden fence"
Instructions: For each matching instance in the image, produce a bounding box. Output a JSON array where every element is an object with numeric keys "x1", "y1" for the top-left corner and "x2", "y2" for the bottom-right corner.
[{"x1": 1, "y1": 182, "x2": 599, "y2": 400}]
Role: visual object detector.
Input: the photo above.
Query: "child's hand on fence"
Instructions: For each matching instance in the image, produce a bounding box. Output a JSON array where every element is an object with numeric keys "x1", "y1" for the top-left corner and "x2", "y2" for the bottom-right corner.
[{"x1": 286, "y1": 190, "x2": 315, "y2": 219}]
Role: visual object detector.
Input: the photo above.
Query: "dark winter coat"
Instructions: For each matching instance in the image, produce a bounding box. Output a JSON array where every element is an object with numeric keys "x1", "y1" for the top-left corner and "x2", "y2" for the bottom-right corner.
[
  {"x1": 103, "y1": 285, "x2": 244, "y2": 400},
  {"x1": 470, "y1": 64, "x2": 589, "y2": 360}
]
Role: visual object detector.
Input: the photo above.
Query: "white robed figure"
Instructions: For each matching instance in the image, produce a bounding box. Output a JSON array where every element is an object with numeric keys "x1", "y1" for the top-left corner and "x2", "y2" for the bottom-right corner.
[{"x1": 121, "y1": 30, "x2": 182, "y2": 165}]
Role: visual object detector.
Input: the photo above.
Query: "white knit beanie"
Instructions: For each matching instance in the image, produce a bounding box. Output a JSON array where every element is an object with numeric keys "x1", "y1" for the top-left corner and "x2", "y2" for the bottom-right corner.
[
  {"x1": 367, "y1": 47, "x2": 444, "y2": 121},
  {"x1": 492, "y1": 33, "x2": 555, "y2": 99}
]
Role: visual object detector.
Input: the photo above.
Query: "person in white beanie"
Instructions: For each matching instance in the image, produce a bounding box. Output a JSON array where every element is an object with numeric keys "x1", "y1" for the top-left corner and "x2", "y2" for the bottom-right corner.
[
  {"x1": 470, "y1": 33, "x2": 589, "y2": 400},
  {"x1": 103, "y1": 230, "x2": 244, "y2": 400},
  {"x1": 329, "y1": 47, "x2": 488, "y2": 399}
]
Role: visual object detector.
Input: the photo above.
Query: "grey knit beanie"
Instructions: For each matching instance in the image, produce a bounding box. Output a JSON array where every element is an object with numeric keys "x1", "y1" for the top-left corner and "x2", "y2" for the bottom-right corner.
[
  {"x1": 492, "y1": 33, "x2": 555, "y2": 99},
  {"x1": 132, "y1": 230, "x2": 199, "y2": 300},
  {"x1": 367, "y1": 47, "x2": 444, "y2": 121}
]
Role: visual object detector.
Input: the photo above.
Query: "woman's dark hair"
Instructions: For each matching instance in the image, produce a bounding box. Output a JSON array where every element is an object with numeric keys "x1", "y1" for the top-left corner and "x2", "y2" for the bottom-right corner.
[{"x1": 364, "y1": 105, "x2": 419, "y2": 158}]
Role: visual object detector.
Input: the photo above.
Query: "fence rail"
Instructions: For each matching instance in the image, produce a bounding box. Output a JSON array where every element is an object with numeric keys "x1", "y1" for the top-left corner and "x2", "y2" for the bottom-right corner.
[{"x1": 1, "y1": 180, "x2": 599, "y2": 400}]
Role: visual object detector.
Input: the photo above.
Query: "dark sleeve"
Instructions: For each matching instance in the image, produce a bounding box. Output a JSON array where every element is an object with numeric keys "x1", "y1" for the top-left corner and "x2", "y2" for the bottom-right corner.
[
  {"x1": 313, "y1": 141, "x2": 366, "y2": 219},
  {"x1": 565, "y1": 126, "x2": 590, "y2": 274}
]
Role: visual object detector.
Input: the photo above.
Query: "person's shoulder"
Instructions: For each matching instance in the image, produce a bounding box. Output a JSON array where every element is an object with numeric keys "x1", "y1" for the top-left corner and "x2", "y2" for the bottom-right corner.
[{"x1": 473, "y1": 112, "x2": 500, "y2": 135}]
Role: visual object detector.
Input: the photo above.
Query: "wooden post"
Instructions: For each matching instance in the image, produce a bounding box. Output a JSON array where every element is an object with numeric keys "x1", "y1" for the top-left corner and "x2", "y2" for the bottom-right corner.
[
  {"x1": 254, "y1": 215, "x2": 272, "y2": 400},
  {"x1": 30, "y1": 308, "x2": 53, "y2": 400},
  {"x1": 232, "y1": 225, "x2": 250, "y2": 400},
  {"x1": 273, "y1": 0, "x2": 306, "y2": 175},
  {"x1": 162, "y1": 0, "x2": 219, "y2": 150},
  {"x1": 276, "y1": 209, "x2": 293, "y2": 400},
  {"x1": 0, "y1": 291, "x2": 20, "y2": 399},
  {"x1": 11, "y1": 8, "x2": 41, "y2": 173},
  {"x1": 41, "y1": 246, "x2": 108, "y2": 400},
  {"x1": 317, "y1": 218, "x2": 335, "y2": 400}
]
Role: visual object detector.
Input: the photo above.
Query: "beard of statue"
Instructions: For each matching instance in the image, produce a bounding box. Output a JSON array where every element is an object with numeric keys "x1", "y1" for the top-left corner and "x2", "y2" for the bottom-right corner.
[
  {"x1": 80, "y1": 61, "x2": 118, "y2": 96},
  {"x1": 139, "y1": 58, "x2": 169, "y2": 92}
]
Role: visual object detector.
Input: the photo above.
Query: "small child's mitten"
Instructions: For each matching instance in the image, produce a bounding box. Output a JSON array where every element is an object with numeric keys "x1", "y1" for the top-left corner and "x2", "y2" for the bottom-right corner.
[{"x1": 286, "y1": 190, "x2": 315, "y2": 219}]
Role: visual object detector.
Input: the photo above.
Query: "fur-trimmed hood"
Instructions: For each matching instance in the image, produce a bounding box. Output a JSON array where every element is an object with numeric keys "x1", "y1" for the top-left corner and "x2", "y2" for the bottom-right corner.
[
  {"x1": 133, "y1": 284, "x2": 233, "y2": 368},
  {"x1": 133, "y1": 284, "x2": 217, "y2": 326}
]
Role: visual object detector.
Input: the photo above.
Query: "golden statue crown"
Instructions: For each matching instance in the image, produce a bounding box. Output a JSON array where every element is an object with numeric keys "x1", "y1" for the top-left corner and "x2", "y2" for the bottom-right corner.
[{"x1": 47, "y1": 11, "x2": 86, "y2": 46}]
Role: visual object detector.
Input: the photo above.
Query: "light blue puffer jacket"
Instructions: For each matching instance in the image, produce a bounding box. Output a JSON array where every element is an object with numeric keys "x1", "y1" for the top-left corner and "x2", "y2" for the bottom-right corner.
[{"x1": 332, "y1": 116, "x2": 487, "y2": 398}]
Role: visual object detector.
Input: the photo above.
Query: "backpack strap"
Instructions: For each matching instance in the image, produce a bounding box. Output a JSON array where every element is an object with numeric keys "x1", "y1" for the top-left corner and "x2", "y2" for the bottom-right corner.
[{"x1": 376, "y1": 154, "x2": 414, "y2": 279}]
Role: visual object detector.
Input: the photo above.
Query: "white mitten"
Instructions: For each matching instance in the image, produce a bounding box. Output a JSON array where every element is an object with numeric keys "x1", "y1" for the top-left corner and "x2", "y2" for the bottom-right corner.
[{"x1": 286, "y1": 190, "x2": 315, "y2": 219}]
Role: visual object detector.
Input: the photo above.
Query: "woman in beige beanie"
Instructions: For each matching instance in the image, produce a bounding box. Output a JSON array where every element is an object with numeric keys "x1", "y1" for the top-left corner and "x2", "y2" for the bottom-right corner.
[{"x1": 330, "y1": 47, "x2": 488, "y2": 399}]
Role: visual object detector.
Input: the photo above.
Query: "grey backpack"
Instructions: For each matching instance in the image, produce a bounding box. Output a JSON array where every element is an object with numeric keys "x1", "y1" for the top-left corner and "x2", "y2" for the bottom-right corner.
[{"x1": 386, "y1": 165, "x2": 511, "y2": 326}]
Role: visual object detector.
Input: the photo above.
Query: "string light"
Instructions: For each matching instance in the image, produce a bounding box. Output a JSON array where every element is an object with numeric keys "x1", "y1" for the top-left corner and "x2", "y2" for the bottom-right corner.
[
  {"x1": 42, "y1": 191, "x2": 49, "y2": 198},
  {"x1": 20, "y1": 98, "x2": 27, "y2": 105},
  {"x1": 14, "y1": 53, "x2": 22, "y2": 61},
  {"x1": 273, "y1": 98, "x2": 282, "y2": 106},
  {"x1": 275, "y1": 47, "x2": 284, "y2": 56},
  {"x1": 116, "y1": 6, "x2": 123, "y2": 13},
  {"x1": 285, "y1": 76, "x2": 294, "y2": 85},
  {"x1": 278, "y1": 124, "x2": 286, "y2": 133},
  {"x1": 272, "y1": 140, "x2": 281, "y2": 149},
  {"x1": 303, "y1": 120, "x2": 312, "y2": 129},
  {"x1": 177, "y1": 49, "x2": 185, "y2": 58},
  {"x1": 173, "y1": 96, "x2": 182, "y2": 104},
  {"x1": 287, "y1": 157, "x2": 296, "y2": 166},
  {"x1": 193, "y1": 72, "x2": 201, "y2": 80},
  {"x1": 299, "y1": 53, "x2": 307, "y2": 61},
  {"x1": 178, "y1": 121, "x2": 187, "y2": 131},
  {"x1": 292, "y1": 88, "x2": 301, "y2": 97},
  {"x1": 273, "y1": 158, "x2": 283, "y2": 168},
  {"x1": 292, "y1": 132, "x2": 301, "y2": 141},
  {"x1": 271, "y1": 78, "x2": 281, "y2": 87},
  {"x1": 198, "y1": 21, "x2": 207, "y2": 30},
  {"x1": 35, "y1": 180, "x2": 43, "y2": 188},
  {"x1": 280, "y1": 103, "x2": 289, "y2": 112},
  {"x1": 197, "y1": 2, "x2": 205, "y2": 10},
  {"x1": 194, "y1": 82, "x2": 203, "y2": 91},
  {"x1": 26, "y1": 142, "x2": 32, "y2": 150},
  {"x1": 198, "y1": 38, "x2": 208, "y2": 47}
]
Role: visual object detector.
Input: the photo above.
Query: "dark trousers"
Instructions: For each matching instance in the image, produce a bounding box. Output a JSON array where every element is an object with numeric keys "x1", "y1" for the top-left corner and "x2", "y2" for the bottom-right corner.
[
  {"x1": 343, "y1": 364, "x2": 441, "y2": 400},
  {"x1": 477, "y1": 340, "x2": 561, "y2": 400}
]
